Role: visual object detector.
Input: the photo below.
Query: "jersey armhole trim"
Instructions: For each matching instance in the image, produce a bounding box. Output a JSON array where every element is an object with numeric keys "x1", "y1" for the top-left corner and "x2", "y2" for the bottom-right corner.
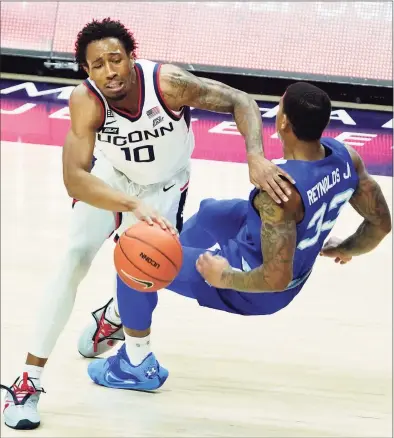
[
  {"x1": 82, "y1": 80, "x2": 106, "y2": 132},
  {"x1": 288, "y1": 187, "x2": 306, "y2": 225},
  {"x1": 153, "y1": 63, "x2": 184, "y2": 121}
]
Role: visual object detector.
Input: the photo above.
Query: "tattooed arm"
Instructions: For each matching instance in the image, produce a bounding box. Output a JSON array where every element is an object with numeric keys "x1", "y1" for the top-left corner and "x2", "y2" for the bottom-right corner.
[
  {"x1": 160, "y1": 65, "x2": 262, "y2": 154},
  {"x1": 218, "y1": 191, "x2": 299, "y2": 293},
  {"x1": 159, "y1": 64, "x2": 294, "y2": 203},
  {"x1": 322, "y1": 146, "x2": 391, "y2": 259}
]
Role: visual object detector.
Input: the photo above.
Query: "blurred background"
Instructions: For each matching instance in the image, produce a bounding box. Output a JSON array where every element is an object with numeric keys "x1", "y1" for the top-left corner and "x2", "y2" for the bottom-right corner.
[
  {"x1": 1, "y1": 1, "x2": 392, "y2": 170},
  {"x1": 1, "y1": 1, "x2": 392, "y2": 103}
]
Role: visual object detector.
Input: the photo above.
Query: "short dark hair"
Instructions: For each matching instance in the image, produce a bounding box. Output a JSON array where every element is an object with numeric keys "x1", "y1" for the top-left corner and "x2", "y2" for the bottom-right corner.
[
  {"x1": 283, "y1": 82, "x2": 331, "y2": 141},
  {"x1": 74, "y1": 18, "x2": 137, "y2": 67}
]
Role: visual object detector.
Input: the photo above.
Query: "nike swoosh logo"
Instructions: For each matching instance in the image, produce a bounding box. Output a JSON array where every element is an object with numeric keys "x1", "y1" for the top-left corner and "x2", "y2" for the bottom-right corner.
[
  {"x1": 120, "y1": 269, "x2": 154, "y2": 289},
  {"x1": 163, "y1": 184, "x2": 175, "y2": 192},
  {"x1": 105, "y1": 120, "x2": 116, "y2": 125},
  {"x1": 106, "y1": 371, "x2": 137, "y2": 385}
]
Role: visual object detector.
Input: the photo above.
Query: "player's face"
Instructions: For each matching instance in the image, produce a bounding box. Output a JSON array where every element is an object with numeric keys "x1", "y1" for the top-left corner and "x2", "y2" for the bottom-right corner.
[{"x1": 84, "y1": 38, "x2": 134, "y2": 101}]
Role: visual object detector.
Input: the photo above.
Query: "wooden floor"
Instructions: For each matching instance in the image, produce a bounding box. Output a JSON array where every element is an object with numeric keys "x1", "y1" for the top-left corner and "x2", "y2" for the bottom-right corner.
[{"x1": 1, "y1": 141, "x2": 392, "y2": 437}]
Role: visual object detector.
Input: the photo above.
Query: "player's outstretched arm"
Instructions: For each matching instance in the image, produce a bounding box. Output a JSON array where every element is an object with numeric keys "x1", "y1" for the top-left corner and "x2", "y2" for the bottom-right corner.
[
  {"x1": 219, "y1": 191, "x2": 298, "y2": 293},
  {"x1": 62, "y1": 85, "x2": 140, "y2": 212},
  {"x1": 159, "y1": 64, "x2": 295, "y2": 204},
  {"x1": 322, "y1": 146, "x2": 391, "y2": 260},
  {"x1": 159, "y1": 65, "x2": 262, "y2": 154}
]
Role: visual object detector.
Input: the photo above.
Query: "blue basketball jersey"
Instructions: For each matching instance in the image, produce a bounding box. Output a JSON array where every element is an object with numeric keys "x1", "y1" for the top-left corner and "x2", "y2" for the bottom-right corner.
[
  {"x1": 237, "y1": 137, "x2": 359, "y2": 278},
  {"x1": 211, "y1": 138, "x2": 359, "y2": 314}
]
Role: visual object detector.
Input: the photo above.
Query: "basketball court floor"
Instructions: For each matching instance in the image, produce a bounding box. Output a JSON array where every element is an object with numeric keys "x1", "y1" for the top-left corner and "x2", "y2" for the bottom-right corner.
[{"x1": 1, "y1": 77, "x2": 392, "y2": 437}]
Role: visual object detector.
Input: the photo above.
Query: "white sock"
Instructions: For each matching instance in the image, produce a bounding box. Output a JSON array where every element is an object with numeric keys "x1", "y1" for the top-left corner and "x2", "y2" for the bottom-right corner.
[
  {"x1": 125, "y1": 334, "x2": 151, "y2": 366},
  {"x1": 105, "y1": 299, "x2": 121, "y2": 325},
  {"x1": 112, "y1": 288, "x2": 120, "y2": 320},
  {"x1": 23, "y1": 365, "x2": 43, "y2": 388}
]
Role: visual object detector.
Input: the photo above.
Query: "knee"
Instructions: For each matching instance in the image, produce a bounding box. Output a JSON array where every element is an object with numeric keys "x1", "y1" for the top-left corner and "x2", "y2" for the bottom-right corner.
[
  {"x1": 199, "y1": 198, "x2": 247, "y2": 223},
  {"x1": 65, "y1": 242, "x2": 98, "y2": 271},
  {"x1": 199, "y1": 198, "x2": 216, "y2": 211},
  {"x1": 196, "y1": 198, "x2": 216, "y2": 222}
]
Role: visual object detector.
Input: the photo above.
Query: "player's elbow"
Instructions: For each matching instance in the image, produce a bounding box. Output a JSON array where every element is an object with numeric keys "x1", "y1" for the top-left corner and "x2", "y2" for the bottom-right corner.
[
  {"x1": 266, "y1": 272, "x2": 293, "y2": 292},
  {"x1": 63, "y1": 167, "x2": 84, "y2": 199},
  {"x1": 381, "y1": 216, "x2": 392, "y2": 235},
  {"x1": 372, "y1": 214, "x2": 392, "y2": 236},
  {"x1": 275, "y1": 273, "x2": 293, "y2": 291},
  {"x1": 234, "y1": 90, "x2": 256, "y2": 109},
  {"x1": 63, "y1": 175, "x2": 77, "y2": 199},
  {"x1": 381, "y1": 223, "x2": 392, "y2": 237}
]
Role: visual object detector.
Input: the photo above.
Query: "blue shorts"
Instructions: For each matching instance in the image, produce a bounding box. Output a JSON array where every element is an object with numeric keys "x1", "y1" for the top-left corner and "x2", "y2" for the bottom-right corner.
[
  {"x1": 167, "y1": 198, "x2": 308, "y2": 316},
  {"x1": 167, "y1": 245, "x2": 307, "y2": 316}
]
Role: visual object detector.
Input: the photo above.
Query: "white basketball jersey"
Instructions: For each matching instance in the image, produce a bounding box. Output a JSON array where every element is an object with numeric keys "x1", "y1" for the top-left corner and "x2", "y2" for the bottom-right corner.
[{"x1": 84, "y1": 59, "x2": 195, "y2": 185}]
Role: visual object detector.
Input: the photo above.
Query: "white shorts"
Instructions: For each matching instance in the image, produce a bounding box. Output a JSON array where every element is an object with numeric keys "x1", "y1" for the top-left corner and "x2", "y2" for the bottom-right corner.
[{"x1": 70, "y1": 151, "x2": 190, "y2": 247}]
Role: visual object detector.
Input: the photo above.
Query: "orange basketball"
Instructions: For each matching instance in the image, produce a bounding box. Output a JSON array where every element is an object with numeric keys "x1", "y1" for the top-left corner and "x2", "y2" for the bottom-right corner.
[{"x1": 114, "y1": 221, "x2": 183, "y2": 292}]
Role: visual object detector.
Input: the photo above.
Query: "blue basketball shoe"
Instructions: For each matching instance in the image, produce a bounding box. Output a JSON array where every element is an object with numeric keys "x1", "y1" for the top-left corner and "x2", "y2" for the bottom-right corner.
[{"x1": 87, "y1": 344, "x2": 168, "y2": 391}]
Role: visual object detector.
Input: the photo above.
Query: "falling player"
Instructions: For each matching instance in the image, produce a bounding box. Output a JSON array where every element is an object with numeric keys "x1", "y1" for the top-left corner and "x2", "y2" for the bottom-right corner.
[
  {"x1": 1, "y1": 18, "x2": 295, "y2": 430},
  {"x1": 85, "y1": 82, "x2": 392, "y2": 391}
]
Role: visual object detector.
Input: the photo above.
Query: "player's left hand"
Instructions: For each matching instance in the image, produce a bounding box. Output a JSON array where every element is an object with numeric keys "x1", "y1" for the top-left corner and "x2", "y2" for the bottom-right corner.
[
  {"x1": 196, "y1": 252, "x2": 231, "y2": 288},
  {"x1": 319, "y1": 236, "x2": 352, "y2": 264},
  {"x1": 248, "y1": 153, "x2": 295, "y2": 204},
  {"x1": 133, "y1": 199, "x2": 178, "y2": 235}
]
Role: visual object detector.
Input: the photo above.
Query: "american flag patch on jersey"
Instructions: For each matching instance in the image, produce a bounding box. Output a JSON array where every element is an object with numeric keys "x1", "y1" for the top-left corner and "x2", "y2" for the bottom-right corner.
[{"x1": 146, "y1": 106, "x2": 160, "y2": 118}]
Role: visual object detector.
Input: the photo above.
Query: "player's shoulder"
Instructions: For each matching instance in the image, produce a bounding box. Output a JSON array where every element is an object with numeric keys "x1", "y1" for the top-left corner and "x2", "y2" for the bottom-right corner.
[
  {"x1": 137, "y1": 58, "x2": 180, "y2": 76},
  {"x1": 69, "y1": 82, "x2": 102, "y2": 113},
  {"x1": 264, "y1": 160, "x2": 303, "y2": 218},
  {"x1": 339, "y1": 141, "x2": 364, "y2": 172},
  {"x1": 155, "y1": 63, "x2": 191, "y2": 110},
  {"x1": 70, "y1": 81, "x2": 100, "y2": 108},
  {"x1": 69, "y1": 82, "x2": 103, "y2": 128},
  {"x1": 158, "y1": 63, "x2": 189, "y2": 86},
  {"x1": 70, "y1": 82, "x2": 89, "y2": 100},
  {"x1": 135, "y1": 59, "x2": 184, "y2": 94},
  {"x1": 320, "y1": 137, "x2": 363, "y2": 172},
  {"x1": 254, "y1": 186, "x2": 303, "y2": 222},
  {"x1": 135, "y1": 58, "x2": 158, "y2": 68}
]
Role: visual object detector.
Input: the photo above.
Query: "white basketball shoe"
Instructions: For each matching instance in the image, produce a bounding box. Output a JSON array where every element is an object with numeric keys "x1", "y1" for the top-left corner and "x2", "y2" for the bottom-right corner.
[
  {"x1": 78, "y1": 298, "x2": 125, "y2": 358},
  {"x1": 1, "y1": 372, "x2": 45, "y2": 430}
]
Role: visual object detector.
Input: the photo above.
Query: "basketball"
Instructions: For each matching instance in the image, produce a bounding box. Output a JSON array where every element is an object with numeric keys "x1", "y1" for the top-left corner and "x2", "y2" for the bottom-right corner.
[{"x1": 114, "y1": 221, "x2": 183, "y2": 292}]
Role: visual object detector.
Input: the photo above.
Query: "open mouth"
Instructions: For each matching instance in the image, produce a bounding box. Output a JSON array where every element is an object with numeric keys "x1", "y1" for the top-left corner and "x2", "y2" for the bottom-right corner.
[{"x1": 106, "y1": 82, "x2": 124, "y2": 93}]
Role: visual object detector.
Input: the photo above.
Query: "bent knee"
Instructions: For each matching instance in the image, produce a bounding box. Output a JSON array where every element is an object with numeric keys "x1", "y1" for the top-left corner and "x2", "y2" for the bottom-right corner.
[
  {"x1": 197, "y1": 198, "x2": 247, "y2": 225},
  {"x1": 196, "y1": 198, "x2": 219, "y2": 223},
  {"x1": 65, "y1": 243, "x2": 99, "y2": 269}
]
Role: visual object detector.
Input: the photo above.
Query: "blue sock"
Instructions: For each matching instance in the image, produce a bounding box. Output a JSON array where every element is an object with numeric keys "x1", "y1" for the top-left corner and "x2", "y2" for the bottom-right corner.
[{"x1": 116, "y1": 275, "x2": 158, "y2": 331}]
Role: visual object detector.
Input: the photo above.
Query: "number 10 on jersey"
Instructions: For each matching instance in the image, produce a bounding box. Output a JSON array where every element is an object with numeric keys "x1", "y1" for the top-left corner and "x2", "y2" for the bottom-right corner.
[{"x1": 121, "y1": 145, "x2": 155, "y2": 163}]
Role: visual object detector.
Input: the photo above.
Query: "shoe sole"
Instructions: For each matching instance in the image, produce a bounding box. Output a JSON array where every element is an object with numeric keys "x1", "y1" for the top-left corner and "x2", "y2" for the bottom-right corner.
[
  {"x1": 5, "y1": 419, "x2": 40, "y2": 430},
  {"x1": 90, "y1": 373, "x2": 169, "y2": 392},
  {"x1": 78, "y1": 349, "x2": 97, "y2": 359}
]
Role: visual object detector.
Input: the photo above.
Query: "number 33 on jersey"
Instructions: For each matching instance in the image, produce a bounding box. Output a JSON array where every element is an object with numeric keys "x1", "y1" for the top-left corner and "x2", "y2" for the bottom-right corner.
[{"x1": 275, "y1": 139, "x2": 359, "y2": 256}]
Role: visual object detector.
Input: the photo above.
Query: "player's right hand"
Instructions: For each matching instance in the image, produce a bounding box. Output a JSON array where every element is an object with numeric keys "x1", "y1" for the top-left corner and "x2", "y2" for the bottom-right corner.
[
  {"x1": 319, "y1": 237, "x2": 352, "y2": 264},
  {"x1": 132, "y1": 200, "x2": 177, "y2": 235}
]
